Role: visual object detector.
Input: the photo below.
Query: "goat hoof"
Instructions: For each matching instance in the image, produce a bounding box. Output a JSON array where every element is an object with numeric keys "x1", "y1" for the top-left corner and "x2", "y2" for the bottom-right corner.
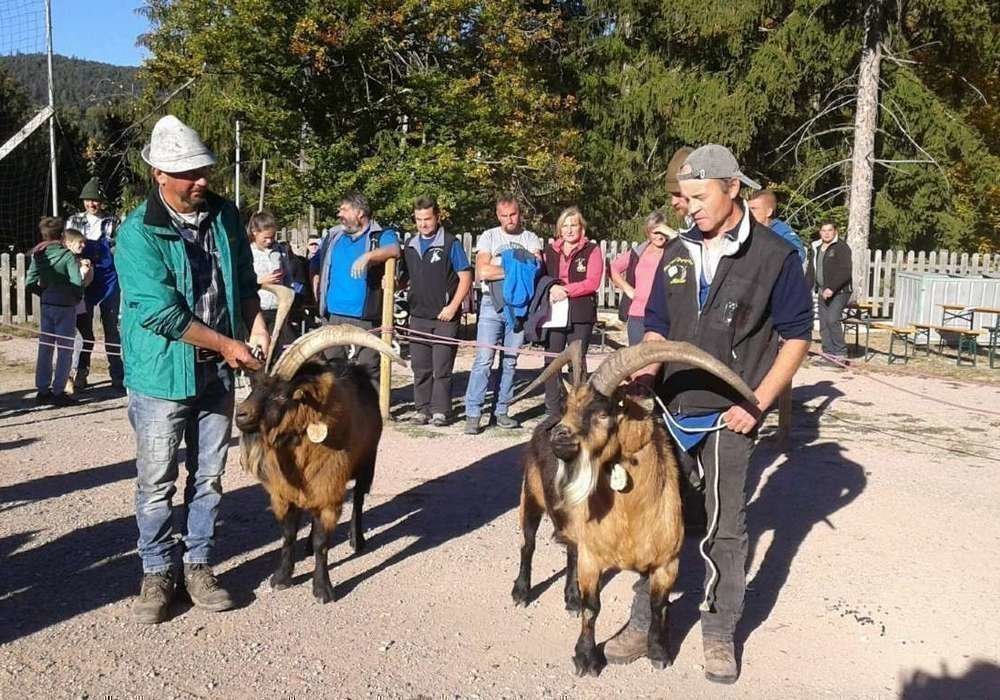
[
  {"x1": 269, "y1": 573, "x2": 292, "y2": 590},
  {"x1": 564, "y1": 594, "x2": 582, "y2": 614},
  {"x1": 649, "y1": 655, "x2": 672, "y2": 670},
  {"x1": 511, "y1": 581, "x2": 531, "y2": 607},
  {"x1": 312, "y1": 581, "x2": 336, "y2": 604},
  {"x1": 572, "y1": 651, "x2": 603, "y2": 677}
]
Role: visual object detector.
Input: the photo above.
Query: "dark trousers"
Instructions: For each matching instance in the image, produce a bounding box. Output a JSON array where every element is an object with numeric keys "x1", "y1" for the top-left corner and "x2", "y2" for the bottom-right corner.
[
  {"x1": 543, "y1": 322, "x2": 593, "y2": 415},
  {"x1": 409, "y1": 316, "x2": 459, "y2": 417},
  {"x1": 323, "y1": 314, "x2": 380, "y2": 393},
  {"x1": 629, "y1": 427, "x2": 755, "y2": 640},
  {"x1": 626, "y1": 316, "x2": 645, "y2": 346},
  {"x1": 817, "y1": 290, "x2": 849, "y2": 356},
  {"x1": 76, "y1": 290, "x2": 124, "y2": 382}
]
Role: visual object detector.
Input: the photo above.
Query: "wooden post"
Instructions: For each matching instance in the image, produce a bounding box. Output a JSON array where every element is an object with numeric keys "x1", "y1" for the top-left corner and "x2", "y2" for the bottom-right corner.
[
  {"x1": 1, "y1": 253, "x2": 11, "y2": 325},
  {"x1": 379, "y1": 257, "x2": 396, "y2": 420}
]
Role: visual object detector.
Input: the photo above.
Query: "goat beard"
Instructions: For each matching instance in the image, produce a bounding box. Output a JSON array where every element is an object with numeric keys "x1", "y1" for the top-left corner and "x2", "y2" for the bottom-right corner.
[
  {"x1": 557, "y1": 448, "x2": 602, "y2": 509},
  {"x1": 239, "y1": 431, "x2": 269, "y2": 483}
]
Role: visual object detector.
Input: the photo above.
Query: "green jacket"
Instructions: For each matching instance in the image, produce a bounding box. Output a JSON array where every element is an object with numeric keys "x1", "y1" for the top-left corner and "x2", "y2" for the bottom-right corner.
[
  {"x1": 116, "y1": 190, "x2": 257, "y2": 400},
  {"x1": 26, "y1": 242, "x2": 85, "y2": 306}
]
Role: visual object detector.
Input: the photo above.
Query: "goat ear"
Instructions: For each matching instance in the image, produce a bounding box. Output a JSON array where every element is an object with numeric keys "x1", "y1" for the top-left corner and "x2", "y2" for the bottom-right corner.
[{"x1": 292, "y1": 387, "x2": 306, "y2": 401}]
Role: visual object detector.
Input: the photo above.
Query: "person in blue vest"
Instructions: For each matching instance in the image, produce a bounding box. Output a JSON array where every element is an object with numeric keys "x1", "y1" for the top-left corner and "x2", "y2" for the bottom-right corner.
[
  {"x1": 402, "y1": 195, "x2": 472, "y2": 426},
  {"x1": 311, "y1": 192, "x2": 400, "y2": 391},
  {"x1": 747, "y1": 189, "x2": 806, "y2": 265},
  {"x1": 68, "y1": 177, "x2": 124, "y2": 392}
]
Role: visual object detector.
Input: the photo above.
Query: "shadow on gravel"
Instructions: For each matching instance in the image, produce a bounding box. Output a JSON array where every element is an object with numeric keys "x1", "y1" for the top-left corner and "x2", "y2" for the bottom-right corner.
[
  {"x1": 0, "y1": 439, "x2": 262, "y2": 645},
  {"x1": 736, "y1": 379, "x2": 867, "y2": 652},
  {"x1": 0, "y1": 459, "x2": 133, "y2": 513},
  {"x1": 221, "y1": 443, "x2": 524, "y2": 602},
  {"x1": 0, "y1": 436, "x2": 38, "y2": 451},
  {"x1": 898, "y1": 660, "x2": 1000, "y2": 699}
]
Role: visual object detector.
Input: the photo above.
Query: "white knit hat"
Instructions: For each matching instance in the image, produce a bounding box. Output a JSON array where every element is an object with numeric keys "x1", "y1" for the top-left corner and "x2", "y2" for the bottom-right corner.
[{"x1": 141, "y1": 115, "x2": 217, "y2": 173}]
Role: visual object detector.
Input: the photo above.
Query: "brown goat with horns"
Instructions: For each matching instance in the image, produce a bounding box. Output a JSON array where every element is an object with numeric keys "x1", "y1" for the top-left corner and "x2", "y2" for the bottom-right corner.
[
  {"x1": 509, "y1": 340, "x2": 755, "y2": 676},
  {"x1": 236, "y1": 292, "x2": 403, "y2": 603}
]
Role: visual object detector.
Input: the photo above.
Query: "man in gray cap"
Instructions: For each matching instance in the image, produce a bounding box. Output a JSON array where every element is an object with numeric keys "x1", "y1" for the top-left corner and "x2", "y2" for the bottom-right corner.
[
  {"x1": 604, "y1": 144, "x2": 812, "y2": 684},
  {"x1": 116, "y1": 115, "x2": 268, "y2": 624}
]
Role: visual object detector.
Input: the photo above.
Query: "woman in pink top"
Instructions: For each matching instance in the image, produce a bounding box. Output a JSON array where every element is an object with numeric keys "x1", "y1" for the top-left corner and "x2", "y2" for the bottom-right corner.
[
  {"x1": 541, "y1": 206, "x2": 604, "y2": 416},
  {"x1": 610, "y1": 210, "x2": 673, "y2": 345}
]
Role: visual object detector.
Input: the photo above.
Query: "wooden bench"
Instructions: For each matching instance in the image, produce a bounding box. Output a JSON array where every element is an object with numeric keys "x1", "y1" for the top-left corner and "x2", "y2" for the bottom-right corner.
[
  {"x1": 912, "y1": 323, "x2": 982, "y2": 366},
  {"x1": 866, "y1": 322, "x2": 916, "y2": 364}
]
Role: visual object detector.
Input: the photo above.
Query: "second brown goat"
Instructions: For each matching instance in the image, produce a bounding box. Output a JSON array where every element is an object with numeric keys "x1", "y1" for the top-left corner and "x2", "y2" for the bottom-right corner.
[{"x1": 509, "y1": 340, "x2": 755, "y2": 676}]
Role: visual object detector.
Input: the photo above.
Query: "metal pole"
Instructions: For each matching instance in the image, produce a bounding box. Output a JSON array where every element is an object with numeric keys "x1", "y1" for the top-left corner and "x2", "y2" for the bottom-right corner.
[
  {"x1": 45, "y1": 0, "x2": 58, "y2": 215},
  {"x1": 258, "y1": 158, "x2": 266, "y2": 212},
  {"x1": 234, "y1": 119, "x2": 241, "y2": 208}
]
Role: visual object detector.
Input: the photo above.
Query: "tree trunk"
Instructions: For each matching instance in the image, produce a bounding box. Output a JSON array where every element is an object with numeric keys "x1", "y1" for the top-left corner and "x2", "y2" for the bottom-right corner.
[{"x1": 846, "y1": 0, "x2": 884, "y2": 302}]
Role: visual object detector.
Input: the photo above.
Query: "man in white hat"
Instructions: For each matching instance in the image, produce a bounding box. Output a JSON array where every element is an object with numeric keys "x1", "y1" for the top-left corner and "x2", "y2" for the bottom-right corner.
[
  {"x1": 604, "y1": 145, "x2": 812, "y2": 684},
  {"x1": 116, "y1": 115, "x2": 269, "y2": 624}
]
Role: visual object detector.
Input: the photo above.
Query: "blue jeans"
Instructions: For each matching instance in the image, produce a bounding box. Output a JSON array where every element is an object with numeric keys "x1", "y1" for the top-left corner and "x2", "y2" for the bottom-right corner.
[
  {"x1": 127, "y1": 364, "x2": 234, "y2": 574},
  {"x1": 464, "y1": 297, "x2": 523, "y2": 418},
  {"x1": 35, "y1": 303, "x2": 77, "y2": 393}
]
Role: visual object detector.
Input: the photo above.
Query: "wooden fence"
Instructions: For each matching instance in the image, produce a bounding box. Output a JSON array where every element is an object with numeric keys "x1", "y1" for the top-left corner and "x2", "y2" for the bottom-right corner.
[{"x1": 5, "y1": 243, "x2": 1000, "y2": 328}]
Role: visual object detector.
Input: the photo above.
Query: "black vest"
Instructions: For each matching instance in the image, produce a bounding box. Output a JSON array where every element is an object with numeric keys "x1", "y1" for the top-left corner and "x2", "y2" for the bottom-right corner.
[
  {"x1": 544, "y1": 240, "x2": 598, "y2": 324},
  {"x1": 403, "y1": 230, "x2": 460, "y2": 320},
  {"x1": 657, "y1": 222, "x2": 793, "y2": 414},
  {"x1": 617, "y1": 242, "x2": 648, "y2": 321}
]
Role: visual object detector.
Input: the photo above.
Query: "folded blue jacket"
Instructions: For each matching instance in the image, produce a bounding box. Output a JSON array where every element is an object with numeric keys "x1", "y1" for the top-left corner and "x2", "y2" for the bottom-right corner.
[{"x1": 499, "y1": 248, "x2": 540, "y2": 327}]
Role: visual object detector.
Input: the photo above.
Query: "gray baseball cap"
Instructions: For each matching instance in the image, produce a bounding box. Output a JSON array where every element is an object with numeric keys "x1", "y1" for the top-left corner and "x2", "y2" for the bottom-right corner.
[{"x1": 678, "y1": 144, "x2": 761, "y2": 190}]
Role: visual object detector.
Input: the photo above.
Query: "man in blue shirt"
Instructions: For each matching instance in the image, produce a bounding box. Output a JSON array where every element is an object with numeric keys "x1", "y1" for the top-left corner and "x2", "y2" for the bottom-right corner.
[
  {"x1": 748, "y1": 189, "x2": 806, "y2": 265},
  {"x1": 311, "y1": 192, "x2": 400, "y2": 390},
  {"x1": 402, "y1": 196, "x2": 472, "y2": 426}
]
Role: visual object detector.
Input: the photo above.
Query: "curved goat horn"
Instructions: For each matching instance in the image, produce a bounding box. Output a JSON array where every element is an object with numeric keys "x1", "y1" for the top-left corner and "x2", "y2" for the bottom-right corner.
[
  {"x1": 271, "y1": 324, "x2": 405, "y2": 380},
  {"x1": 588, "y1": 341, "x2": 757, "y2": 405},
  {"x1": 260, "y1": 283, "x2": 295, "y2": 373},
  {"x1": 509, "y1": 339, "x2": 585, "y2": 406}
]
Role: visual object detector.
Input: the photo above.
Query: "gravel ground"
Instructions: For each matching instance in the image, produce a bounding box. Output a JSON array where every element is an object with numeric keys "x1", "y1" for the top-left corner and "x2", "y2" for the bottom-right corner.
[{"x1": 2, "y1": 334, "x2": 999, "y2": 699}]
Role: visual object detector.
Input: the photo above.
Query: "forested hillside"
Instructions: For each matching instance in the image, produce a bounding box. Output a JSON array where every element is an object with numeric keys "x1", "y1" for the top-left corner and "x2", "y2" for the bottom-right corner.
[{"x1": 0, "y1": 54, "x2": 140, "y2": 111}]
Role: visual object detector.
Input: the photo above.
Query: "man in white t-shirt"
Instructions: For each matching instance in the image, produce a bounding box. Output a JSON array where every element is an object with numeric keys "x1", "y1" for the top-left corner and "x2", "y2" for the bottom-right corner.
[{"x1": 463, "y1": 196, "x2": 542, "y2": 434}]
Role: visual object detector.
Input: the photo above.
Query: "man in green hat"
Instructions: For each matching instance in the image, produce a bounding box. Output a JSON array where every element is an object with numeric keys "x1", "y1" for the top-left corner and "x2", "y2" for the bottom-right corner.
[{"x1": 68, "y1": 177, "x2": 124, "y2": 391}]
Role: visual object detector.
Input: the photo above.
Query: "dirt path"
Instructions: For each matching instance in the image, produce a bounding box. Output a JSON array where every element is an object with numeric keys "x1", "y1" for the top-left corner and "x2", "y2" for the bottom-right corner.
[{"x1": 2, "y1": 336, "x2": 999, "y2": 699}]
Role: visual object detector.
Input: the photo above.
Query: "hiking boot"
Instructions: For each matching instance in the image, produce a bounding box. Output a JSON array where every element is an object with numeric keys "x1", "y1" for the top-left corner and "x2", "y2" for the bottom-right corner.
[
  {"x1": 51, "y1": 393, "x2": 79, "y2": 407},
  {"x1": 464, "y1": 416, "x2": 481, "y2": 435},
  {"x1": 703, "y1": 636, "x2": 738, "y2": 684},
  {"x1": 430, "y1": 413, "x2": 448, "y2": 427},
  {"x1": 496, "y1": 413, "x2": 520, "y2": 429},
  {"x1": 133, "y1": 571, "x2": 176, "y2": 624},
  {"x1": 183, "y1": 564, "x2": 234, "y2": 612},
  {"x1": 410, "y1": 412, "x2": 429, "y2": 425},
  {"x1": 604, "y1": 618, "x2": 649, "y2": 665},
  {"x1": 34, "y1": 390, "x2": 53, "y2": 405}
]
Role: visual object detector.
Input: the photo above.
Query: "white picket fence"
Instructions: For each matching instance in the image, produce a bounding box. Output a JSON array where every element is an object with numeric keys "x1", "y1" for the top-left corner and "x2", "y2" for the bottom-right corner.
[{"x1": 5, "y1": 243, "x2": 1000, "y2": 326}]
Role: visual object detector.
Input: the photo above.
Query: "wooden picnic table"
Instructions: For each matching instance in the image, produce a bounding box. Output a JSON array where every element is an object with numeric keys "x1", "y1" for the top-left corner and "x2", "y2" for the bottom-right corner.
[
  {"x1": 844, "y1": 301, "x2": 876, "y2": 321},
  {"x1": 939, "y1": 303, "x2": 1000, "y2": 329}
]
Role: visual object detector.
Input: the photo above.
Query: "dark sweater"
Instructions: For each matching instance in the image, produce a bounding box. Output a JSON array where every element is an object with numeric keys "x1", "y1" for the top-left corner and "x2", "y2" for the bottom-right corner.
[{"x1": 807, "y1": 238, "x2": 852, "y2": 295}]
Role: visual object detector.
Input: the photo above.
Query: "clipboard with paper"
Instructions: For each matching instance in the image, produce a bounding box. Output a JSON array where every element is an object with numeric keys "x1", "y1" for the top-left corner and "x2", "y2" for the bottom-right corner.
[{"x1": 542, "y1": 298, "x2": 570, "y2": 329}]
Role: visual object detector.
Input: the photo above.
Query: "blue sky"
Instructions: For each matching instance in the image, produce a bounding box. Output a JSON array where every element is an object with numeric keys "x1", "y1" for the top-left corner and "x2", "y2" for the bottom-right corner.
[{"x1": 53, "y1": 0, "x2": 150, "y2": 66}]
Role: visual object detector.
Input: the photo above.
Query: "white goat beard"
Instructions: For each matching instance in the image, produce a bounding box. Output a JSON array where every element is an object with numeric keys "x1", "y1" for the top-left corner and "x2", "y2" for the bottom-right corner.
[
  {"x1": 240, "y1": 432, "x2": 268, "y2": 482},
  {"x1": 559, "y1": 450, "x2": 600, "y2": 508}
]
